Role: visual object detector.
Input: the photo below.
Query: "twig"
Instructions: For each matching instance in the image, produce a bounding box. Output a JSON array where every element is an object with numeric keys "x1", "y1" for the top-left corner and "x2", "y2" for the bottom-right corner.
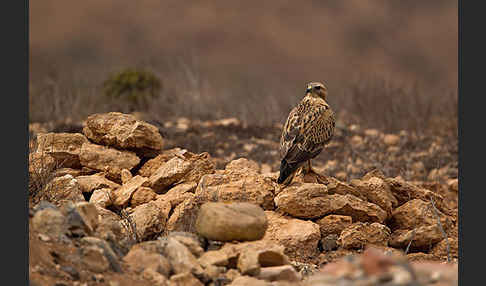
[
  {"x1": 429, "y1": 197, "x2": 451, "y2": 262},
  {"x1": 404, "y1": 228, "x2": 416, "y2": 255}
]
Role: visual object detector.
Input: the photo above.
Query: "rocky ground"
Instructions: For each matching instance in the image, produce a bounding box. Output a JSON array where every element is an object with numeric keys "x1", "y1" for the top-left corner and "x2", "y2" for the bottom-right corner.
[{"x1": 29, "y1": 112, "x2": 458, "y2": 286}]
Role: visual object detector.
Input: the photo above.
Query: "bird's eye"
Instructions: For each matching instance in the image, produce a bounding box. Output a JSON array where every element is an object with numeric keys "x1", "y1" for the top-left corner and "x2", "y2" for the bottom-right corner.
[{"x1": 315, "y1": 86, "x2": 321, "y2": 90}]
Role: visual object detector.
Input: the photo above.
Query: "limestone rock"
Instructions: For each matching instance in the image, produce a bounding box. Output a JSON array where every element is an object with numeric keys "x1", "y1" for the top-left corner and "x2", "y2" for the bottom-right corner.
[
  {"x1": 89, "y1": 188, "x2": 113, "y2": 208},
  {"x1": 80, "y1": 245, "x2": 110, "y2": 273},
  {"x1": 34, "y1": 132, "x2": 88, "y2": 168},
  {"x1": 229, "y1": 276, "x2": 271, "y2": 286},
  {"x1": 195, "y1": 173, "x2": 275, "y2": 210},
  {"x1": 389, "y1": 225, "x2": 444, "y2": 250},
  {"x1": 386, "y1": 178, "x2": 446, "y2": 212},
  {"x1": 80, "y1": 236, "x2": 122, "y2": 272},
  {"x1": 123, "y1": 247, "x2": 171, "y2": 277},
  {"x1": 351, "y1": 177, "x2": 398, "y2": 215},
  {"x1": 130, "y1": 186, "x2": 157, "y2": 207},
  {"x1": 166, "y1": 195, "x2": 199, "y2": 233},
  {"x1": 41, "y1": 174, "x2": 85, "y2": 206},
  {"x1": 196, "y1": 202, "x2": 268, "y2": 242},
  {"x1": 263, "y1": 211, "x2": 320, "y2": 261},
  {"x1": 162, "y1": 237, "x2": 205, "y2": 278},
  {"x1": 137, "y1": 148, "x2": 186, "y2": 177},
  {"x1": 431, "y1": 237, "x2": 458, "y2": 259},
  {"x1": 65, "y1": 202, "x2": 99, "y2": 236},
  {"x1": 390, "y1": 199, "x2": 452, "y2": 231},
  {"x1": 257, "y1": 265, "x2": 301, "y2": 282},
  {"x1": 83, "y1": 112, "x2": 164, "y2": 155},
  {"x1": 142, "y1": 268, "x2": 169, "y2": 286},
  {"x1": 156, "y1": 182, "x2": 197, "y2": 208},
  {"x1": 129, "y1": 201, "x2": 169, "y2": 240},
  {"x1": 169, "y1": 272, "x2": 204, "y2": 286},
  {"x1": 120, "y1": 169, "x2": 133, "y2": 184},
  {"x1": 315, "y1": 215, "x2": 353, "y2": 237},
  {"x1": 112, "y1": 175, "x2": 148, "y2": 208},
  {"x1": 32, "y1": 208, "x2": 67, "y2": 240},
  {"x1": 76, "y1": 173, "x2": 120, "y2": 194},
  {"x1": 148, "y1": 152, "x2": 215, "y2": 194},
  {"x1": 79, "y1": 142, "x2": 140, "y2": 182},
  {"x1": 169, "y1": 232, "x2": 205, "y2": 258},
  {"x1": 338, "y1": 222, "x2": 391, "y2": 249}
]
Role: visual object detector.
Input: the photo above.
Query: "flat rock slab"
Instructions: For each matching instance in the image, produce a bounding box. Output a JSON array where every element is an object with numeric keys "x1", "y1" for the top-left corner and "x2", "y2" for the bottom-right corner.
[{"x1": 83, "y1": 112, "x2": 164, "y2": 155}]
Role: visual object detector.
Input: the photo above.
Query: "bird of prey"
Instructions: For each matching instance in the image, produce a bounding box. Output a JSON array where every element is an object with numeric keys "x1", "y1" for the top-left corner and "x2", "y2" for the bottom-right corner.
[{"x1": 278, "y1": 82, "x2": 335, "y2": 185}]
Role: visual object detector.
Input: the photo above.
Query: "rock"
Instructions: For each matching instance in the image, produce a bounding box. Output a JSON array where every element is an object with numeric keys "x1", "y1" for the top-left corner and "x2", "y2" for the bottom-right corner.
[
  {"x1": 129, "y1": 201, "x2": 169, "y2": 240},
  {"x1": 156, "y1": 182, "x2": 197, "y2": 208},
  {"x1": 225, "y1": 158, "x2": 260, "y2": 176},
  {"x1": 120, "y1": 169, "x2": 133, "y2": 184},
  {"x1": 169, "y1": 232, "x2": 205, "y2": 258},
  {"x1": 32, "y1": 208, "x2": 67, "y2": 240},
  {"x1": 350, "y1": 135, "x2": 364, "y2": 147},
  {"x1": 148, "y1": 152, "x2": 215, "y2": 193},
  {"x1": 41, "y1": 174, "x2": 85, "y2": 206},
  {"x1": 257, "y1": 265, "x2": 301, "y2": 282},
  {"x1": 137, "y1": 148, "x2": 186, "y2": 177},
  {"x1": 123, "y1": 247, "x2": 171, "y2": 277},
  {"x1": 130, "y1": 187, "x2": 157, "y2": 207},
  {"x1": 198, "y1": 250, "x2": 230, "y2": 268},
  {"x1": 166, "y1": 196, "x2": 199, "y2": 233},
  {"x1": 76, "y1": 173, "x2": 120, "y2": 194},
  {"x1": 351, "y1": 177, "x2": 398, "y2": 215},
  {"x1": 162, "y1": 237, "x2": 205, "y2": 279},
  {"x1": 237, "y1": 248, "x2": 262, "y2": 276},
  {"x1": 34, "y1": 132, "x2": 88, "y2": 168},
  {"x1": 447, "y1": 178, "x2": 459, "y2": 193},
  {"x1": 169, "y1": 272, "x2": 204, "y2": 286},
  {"x1": 338, "y1": 222, "x2": 391, "y2": 249},
  {"x1": 111, "y1": 175, "x2": 148, "y2": 208},
  {"x1": 364, "y1": 129, "x2": 380, "y2": 137},
  {"x1": 383, "y1": 134, "x2": 400, "y2": 146},
  {"x1": 320, "y1": 234, "x2": 339, "y2": 251},
  {"x1": 229, "y1": 276, "x2": 271, "y2": 286},
  {"x1": 82, "y1": 112, "x2": 164, "y2": 156},
  {"x1": 324, "y1": 177, "x2": 368, "y2": 202},
  {"x1": 148, "y1": 157, "x2": 193, "y2": 193},
  {"x1": 94, "y1": 207, "x2": 125, "y2": 241},
  {"x1": 89, "y1": 188, "x2": 112, "y2": 208},
  {"x1": 361, "y1": 169, "x2": 386, "y2": 181},
  {"x1": 274, "y1": 183, "x2": 329, "y2": 219},
  {"x1": 278, "y1": 184, "x2": 386, "y2": 223},
  {"x1": 263, "y1": 211, "x2": 320, "y2": 261},
  {"x1": 315, "y1": 215, "x2": 352, "y2": 237},
  {"x1": 431, "y1": 237, "x2": 458, "y2": 259},
  {"x1": 390, "y1": 199, "x2": 452, "y2": 231},
  {"x1": 141, "y1": 268, "x2": 169, "y2": 286},
  {"x1": 81, "y1": 245, "x2": 110, "y2": 273},
  {"x1": 385, "y1": 177, "x2": 446, "y2": 211},
  {"x1": 65, "y1": 202, "x2": 99, "y2": 236},
  {"x1": 52, "y1": 167, "x2": 87, "y2": 178},
  {"x1": 195, "y1": 202, "x2": 268, "y2": 242},
  {"x1": 389, "y1": 225, "x2": 444, "y2": 250},
  {"x1": 81, "y1": 236, "x2": 122, "y2": 272},
  {"x1": 195, "y1": 173, "x2": 275, "y2": 210},
  {"x1": 79, "y1": 143, "x2": 140, "y2": 182},
  {"x1": 225, "y1": 269, "x2": 242, "y2": 281}
]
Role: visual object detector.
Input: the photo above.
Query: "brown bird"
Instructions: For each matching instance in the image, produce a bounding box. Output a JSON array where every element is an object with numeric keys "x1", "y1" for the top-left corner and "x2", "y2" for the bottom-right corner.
[{"x1": 278, "y1": 82, "x2": 335, "y2": 185}]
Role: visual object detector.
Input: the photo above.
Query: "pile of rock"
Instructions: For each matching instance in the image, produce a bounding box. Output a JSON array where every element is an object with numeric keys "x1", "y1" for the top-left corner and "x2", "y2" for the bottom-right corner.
[{"x1": 29, "y1": 112, "x2": 458, "y2": 286}]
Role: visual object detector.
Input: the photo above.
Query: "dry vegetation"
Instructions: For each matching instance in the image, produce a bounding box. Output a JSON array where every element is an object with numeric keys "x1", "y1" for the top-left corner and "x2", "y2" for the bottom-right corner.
[{"x1": 29, "y1": 0, "x2": 457, "y2": 137}]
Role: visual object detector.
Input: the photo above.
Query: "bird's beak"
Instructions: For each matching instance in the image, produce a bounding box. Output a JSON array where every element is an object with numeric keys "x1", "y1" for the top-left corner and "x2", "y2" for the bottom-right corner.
[{"x1": 306, "y1": 85, "x2": 312, "y2": 93}]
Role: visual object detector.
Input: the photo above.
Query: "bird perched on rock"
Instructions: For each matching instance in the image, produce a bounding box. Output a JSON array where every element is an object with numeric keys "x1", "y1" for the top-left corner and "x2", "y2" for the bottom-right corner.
[{"x1": 278, "y1": 82, "x2": 335, "y2": 185}]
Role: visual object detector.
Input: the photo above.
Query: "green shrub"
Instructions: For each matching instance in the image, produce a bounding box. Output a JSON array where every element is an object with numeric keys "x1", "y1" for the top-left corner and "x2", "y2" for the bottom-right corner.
[{"x1": 103, "y1": 68, "x2": 161, "y2": 108}]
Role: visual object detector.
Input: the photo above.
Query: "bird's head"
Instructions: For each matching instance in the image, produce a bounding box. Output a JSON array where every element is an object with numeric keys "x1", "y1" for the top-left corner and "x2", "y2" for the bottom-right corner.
[{"x1": 305, "y1": 82, "x2": 328, "y2": 100}]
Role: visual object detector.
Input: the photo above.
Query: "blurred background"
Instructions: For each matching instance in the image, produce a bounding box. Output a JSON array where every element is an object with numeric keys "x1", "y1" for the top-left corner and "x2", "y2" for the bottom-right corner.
[{"x1": 29, "y1": 0, "x2": 457, "y2": 135}]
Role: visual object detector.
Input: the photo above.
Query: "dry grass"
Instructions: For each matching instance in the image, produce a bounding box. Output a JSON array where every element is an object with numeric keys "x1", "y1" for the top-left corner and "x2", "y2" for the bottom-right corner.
[{"x1": 29, "y1": 1, "x2": 457, "y2": 137}]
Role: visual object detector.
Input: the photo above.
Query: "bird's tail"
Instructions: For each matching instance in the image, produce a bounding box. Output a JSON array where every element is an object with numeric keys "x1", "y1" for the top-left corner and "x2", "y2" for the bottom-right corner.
[{"x1": 277, "y1": 159, "x2": 301, "y2": 185}]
